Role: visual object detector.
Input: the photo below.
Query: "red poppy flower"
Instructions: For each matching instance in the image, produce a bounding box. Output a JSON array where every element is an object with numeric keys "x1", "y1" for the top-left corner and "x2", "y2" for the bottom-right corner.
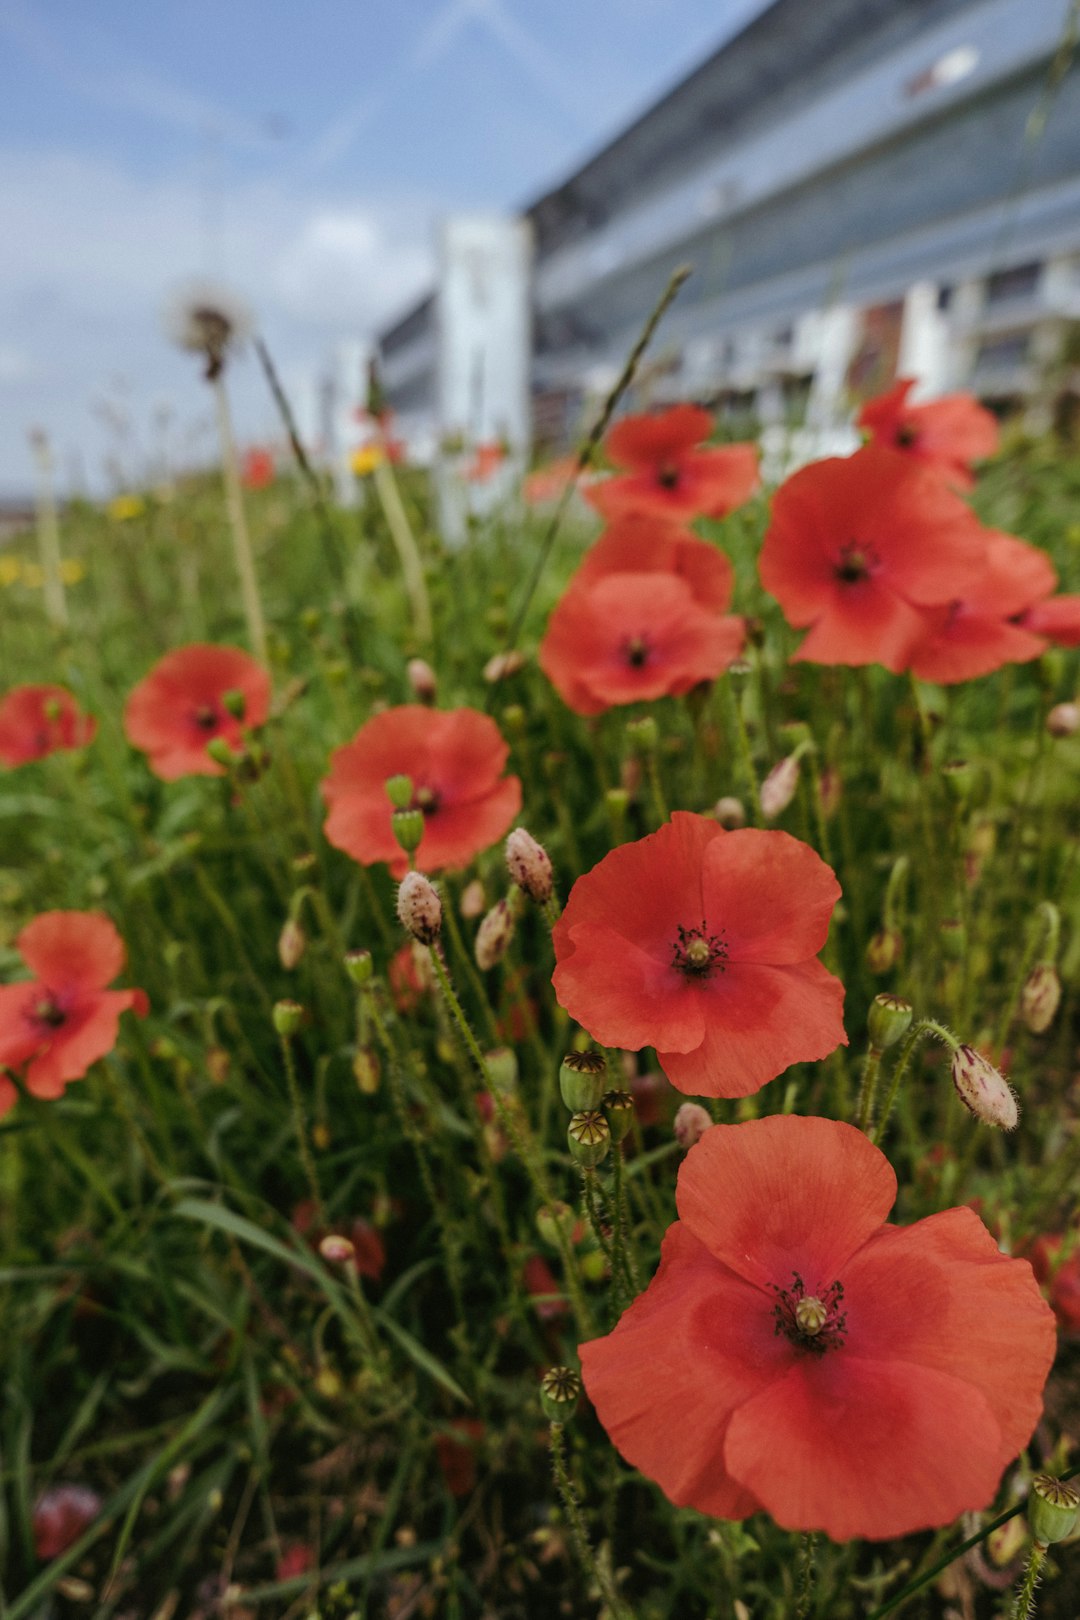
[
  {"x1": 581, "y1": 1115, "x2": 1055, "y2": 1541},
  {"x1": 577, "y1": 515, "x2": 734, "y2": 612},
  {"x1": 859, "y1": 378, "x2": 999, "y2": 488},
  {"x1": 1019, "y1": 593, "x2": 1080, "y2": 648},
  {"x1": 435, "y1": 1419, "x2": 485, "y2": 1497},
  {"x1": 587, "y1": 405, "x2": 759, "y2": 522},
  {"x1": 524, "y1": 1254, "x2": 569, "y2": 1321},
  {"x1": 523, "y1": 454, "x2": 583, "y2": 506},
  {"x1": 909, "y1": 532, "x2": 1054, "y2": 683},
  {"x1": 759, "y1": 448, "x2": 986, "y2": 672},
  {"x1": 241, "y1": 447, "x2": 275, "y2": 490},
  {"x1": 322, "y1": 706, "x2": 521, "y2": 879},
  {"x1": 552, "y1": 812, "x2": 846, "y2": 1097},
  {"x1": 124, "y1": 644, "x2": 272, "y2": 780},
  {"x1": 0, "y1": 684, "x2": 96, "y2": 767},
  {"x1": 1028, "y1": 1234, "x2": 1080, "y2": 1334},
  {"x1": 0, "y1": 912, "x2": 148, "y2": 1113},
  {"x1": 33, "y1": 1483, "x2": 103, "y2": 1560},
  {"x1": 540, "y1": 572, "x2": 744, "y2": 716},
  {"x1": 463, "y1": 441, "x2": 507, "y2": 483}
]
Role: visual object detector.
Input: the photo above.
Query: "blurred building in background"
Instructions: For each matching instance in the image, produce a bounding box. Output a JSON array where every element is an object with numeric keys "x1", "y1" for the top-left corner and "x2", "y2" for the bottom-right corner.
[{"x1": 374, "y1": 0, "x2": 1080, "y2": 465}]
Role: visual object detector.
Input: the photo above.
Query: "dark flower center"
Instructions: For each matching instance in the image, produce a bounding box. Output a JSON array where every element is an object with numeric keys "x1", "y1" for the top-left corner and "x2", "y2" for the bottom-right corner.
[
  {"x1": 412, "y1": 784, "x2": 440, "y2": 816},
  {"x1": 657, "y1": 462, "x2": 681, "y2": 490},
  {"x1": 33, "y1": 996, "x2": 66, "y2": 1031},
  {"x1": 624, "y1": 636, "x2": 650, "y2": 669},
  {"x1": 895, "y1": 423, "x2": 919, "y2": 448},
  {"x1": 194, "y1": 705, "x2": 219, "y2": 731},
  {"x1": 671, "y1": 921, "x2": 727, "y2": 978},
  {"x1": 834, "y1": 541, "x2": 878, "y2": 585},
  {"x1": 773, "y1": 1272, "x2": 847, "y2": 1355}
]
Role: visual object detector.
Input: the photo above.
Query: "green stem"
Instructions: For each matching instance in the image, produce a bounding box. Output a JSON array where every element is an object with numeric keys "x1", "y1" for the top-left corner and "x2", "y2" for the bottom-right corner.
[
  {"x1": 872, "y1": 1019, "x2": 958, "y2": 1146},
  {"x1": 279, "y1": 1032, "x2": 323, "y2": 1218},
  {"x1": 549, "y1": 1423, "x2": 631, "y2": 1619},
  {"x1": 855, "y1": 1046, "x2": 883, "y2": 1134},
  {"x1": 1010, "y1": 1542, "x2": 1046, "y2": 1620}
]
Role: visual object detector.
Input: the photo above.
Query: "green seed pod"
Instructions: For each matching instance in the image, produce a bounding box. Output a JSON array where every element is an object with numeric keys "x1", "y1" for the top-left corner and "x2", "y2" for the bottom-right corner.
[
  {"x1": 344, "y1": 949, "x2": 373, "y2": 986},
  {"x1": 867, "y1": 993, "x2": 914, "y2": 1051},
  {"x1": 941, "y1": 758, "x2": 974, "y2": 801},
  {"x1": 602, "y1": 1087, "x2": 635, "y2": 1144},
  {"x1": 939, "y1": 917, "x2": 966, "y2": 960},
  {"x1": 1028, "y1": 1474, "x2": 1080, "y2": 1547},
  {"x1": 391, "y1": 807, "x2": 425, "y2": 855},
  {"x1": 272, "y1": 1000, "x2": 304, "y2": 1037},
  {"x1": 567, "y1": 1109, "x2": 611, "y2": 1169},
  {"x1": 485, "y1": 1046, "x2": 518, "y2": 1097},
  {"x1": 626, "y1": 715, "x2": 659, "y2": 755},
  {"x1": 384, "y1": 773, "x2": 413, "y2": 810},
  {"x1": 540, "y1": 1365, "x2": 581, "y2": 1425},
  {"x1": 205, "y1": 736, "x2": 236, "y2": 768},
  {"x1": 559, "y1": 1050, "x2": 607, "y2": 1113}
]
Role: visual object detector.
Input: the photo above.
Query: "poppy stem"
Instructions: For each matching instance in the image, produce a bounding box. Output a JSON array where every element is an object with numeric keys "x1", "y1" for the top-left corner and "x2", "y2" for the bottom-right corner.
[
  {"x1": 278, "y1": 1029, "x2": 324, "y2": 1220},
  {"x1": 854, "y1": 1045, "x2": 884, "y2": 1134},
  {"x1": 872, "y1": 1019, "x2": 957, "y2": 1146},
  {"x1": 1009, "y1": 1541, "x2": 1046, "y2": 1620},
  {"x1": 548, "y1": 1422, "x2": 632, "y2": 1620},
  {"x1": 371, "y1": 455, "x2": 433, "y2": 646},
  {"x1": 212, "y1": 374, "x2": 269, "y2": 667},
  {"x1": 796, "y1": 1531, "x2": 818, "y2": 1619},
  {"x1": 727, "y1": 674, "x2": 762, "y2": 825}
]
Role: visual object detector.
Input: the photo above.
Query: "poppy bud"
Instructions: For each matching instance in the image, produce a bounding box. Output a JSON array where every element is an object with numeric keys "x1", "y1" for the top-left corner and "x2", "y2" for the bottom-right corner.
[
  {"x1": 206, "y1": 1046, "x2": 230, "y2": 1085},
  {"x1": 344, "y1": 949, "x2": 373, "y2": 986},
  {"x1": 501, "y1": 702, "x2": 526, "y2": 737},
  {"x1": 567, "y1": 1109, "x2": 611, "y2": 1168},
  {"x1": 406, "y1": 658, "x2": 437, "y2": 704},
  {"x1": 220, "y1": 688, "x2": 246, "y2": 721},
  {"x1": 602, "y1": 1088, "x2": 634, "y2": 1144},
  {"x1": 536, "y1": 1201, "x2": 575, "y2": 1248},
  {"x1": 319, "y1": 1233, "x2": 356, "y2": 1264},
  {"x1": 460, "y1": 879, "x2": 486, "y2": 918},
  {"x1": 714, "y1": 796, "x2": 746, "y2": 830},
  {"x1": 475, "y1": 899, "x2": 515, "y2": 971},
  {"x1": 559, "y1": 1050, "x2": 607, "y2": 1113},
  {"x1": 205, "y1": 736, "x2": 237, "y2": 768},
  {"x1": 760, "y1": 755, "x2": 800, "y2": 819},
  {"x1": 397, "y1": 872, "x2": 442, "y2": 945},
  {"x1": 674, "y1": 1101, "x2": 712, "y2": 1150},
  {"x1": 939, "y1": 918, "x2": 966, "y2": 960},
  {"x1": 505, "y1": 827, "x2": 554, "y2": 905},
  {"x1": 818, "y1": 767, "x2": 842, "y2": 819},
  {"x1": 353, "y1": 1047, "x2": 380, "y2": 1094},
  {"x1": 1047, "y1": 701, "x2": 1080, "y2": 738},
  {"x1": 866, "y1": 928, "x2": 903, "y2": 974},
  {"x1": 278, "y1": 917, "x2": 306, "y2": 971},
  {"x1": 385, "y1": 773, "x2": 414, "y2": 810},
  {"x1": 484, "y1": 650, "x2": 526, "y2": 683},
  {"x1": 606, "y1": 786, "x2": 630, "y2": 819},
  {"x1": 867, "y1": 994, "x2": 914, "y2": 1051},
  {"x1": 1021, "y1": 962, "x2": 1061, "y2": 1034},
  {"x1": 485, "y1": 1046, "x2": 518, "y2": 1096},
  {"x1": 626, "y1": 715, "x2": 658, "y2": 755},
  {"x1": 391, "y1": 807, "x2": 425, "y2": 855},
  {"x1": 540, "y1": 1365, "x2": 581, "y2": 1425},
  {"x1": 272, "y1": 999, "x2": 304, "y2": 1037},
  {"x1": 951, "y1": 1045, "x2": 1019, "y2": 1131},
  {"x1": 1028, "y1": 1474, "x2": 1080, "y2": 1547}
]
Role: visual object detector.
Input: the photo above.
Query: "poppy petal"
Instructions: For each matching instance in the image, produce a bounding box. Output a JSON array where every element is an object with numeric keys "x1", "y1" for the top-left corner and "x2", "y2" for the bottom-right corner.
[
  {"x1": 702, "y1": 829, "x2": 841, "y2": 965},
  {"x1": 18, "y1": 912, "x2": 126, "y2": 994}
]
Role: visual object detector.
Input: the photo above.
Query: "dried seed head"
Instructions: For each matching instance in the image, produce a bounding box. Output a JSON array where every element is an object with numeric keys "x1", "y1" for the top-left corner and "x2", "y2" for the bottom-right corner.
[
  {"x1": 396, "y1": 872, "x2": 442, "y2": 945},
  {"x1": 1021, "y1": 962, "x2": 1061, "y2": 1035},
  {"x1": 713, "y1": 796, "x2": 746, "y2": 830},
  {"x1": 505, "y1": 827, "x2": 554, "y2": 904},
  {"x1": 673, "y1": 1101, "x2": 713, "y2": 1150},
  {"x1": 760, "y1": 754, "x2": 801, "y2": 819},
  {"x1": 475, "y1": 899, "x2": 515, "y2": 971},
  {"x1": 406, "y1": 658, "x2": 437, "y2": 703},
  {"x1": 951, "y1": 1045, "x2": 1019, "y2": 1131}
]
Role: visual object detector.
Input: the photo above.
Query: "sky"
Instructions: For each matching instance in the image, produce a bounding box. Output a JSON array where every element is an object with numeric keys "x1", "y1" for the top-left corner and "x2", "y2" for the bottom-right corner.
[{"x1": 0, "y1": 0, "x2": 772, "y2": 498}]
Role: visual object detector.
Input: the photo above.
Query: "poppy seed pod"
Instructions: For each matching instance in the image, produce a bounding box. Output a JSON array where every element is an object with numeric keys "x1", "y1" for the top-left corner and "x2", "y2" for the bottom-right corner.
[
  {"x1": 396, "y1": 872, "x2": 442, "y2": 945},
  {"x1": 505, "y1": 827, "x2": 554, "y2": 905},
  {"x1": 475, "y1": 900, "x2": 515, "y2": 971},
  {"x1": 540, "y1": 1366, "x2": 581, "y2": 1425},
  {"x1": 1028, "y1": 1475, "x2": 1080, "y2": 1546},
  {"x1": 602, "y1": 1088, "x2": 635, "y2": 1144},
  {"x1": 344, "y1": 949, "x2": 373, "y2": 987},
  {"x1": 567, "y1": 1109, "x2": 611, "y2": 1168},
  {"x1": 384, "y1": 773, "x2": 413, "y2": 809},
  {"x1": 272, "y1": 1000, "x2": 304, "y2": 1038},
  {"x1": 951, "y1": 1045, "x2": 1018, "y2": 1131},
  {"x1": 867, "y1": 994, "x2": 914, "y2": 1051},
  {"x1": 391, "y1": 807, "x2": 425, "y2": 856},
  {"x1": 559, "y1": 1050, "x2": 608, "y2": 1113}
]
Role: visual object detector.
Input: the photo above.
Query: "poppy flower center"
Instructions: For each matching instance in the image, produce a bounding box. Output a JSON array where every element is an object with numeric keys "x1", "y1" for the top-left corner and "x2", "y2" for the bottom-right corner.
[
  {"x1": 895, "y1": 423, "x2": 919, "y2": 448},
  {"x1": 671, "y1": 922, "x2": 727, "y2": 977},
  {"x1": 773, "y1": 1272, "x2": 847, "y2": 1356},
  {"x1": 657, "y1": 462, "x2": 681, "y2": 490},
  {"x1": 193, "y1": 705, "x2": 219, "y2": 731},
  {"x1": 624, "y1": 636, "x2": 650, "y2": 669},
  {"x1": 33, "y1": 995, "x2": 66, "y2": 1030},
  {"x1": 412, "y1": 784, "x2": 440, "y2": 815},
  {"x1": 834, "y1": 542, "x2": 877, "y2": 585}
]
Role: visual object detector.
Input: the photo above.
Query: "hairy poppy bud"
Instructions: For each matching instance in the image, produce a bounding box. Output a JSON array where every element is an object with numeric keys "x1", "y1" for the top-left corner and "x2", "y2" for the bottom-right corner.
[
  {"x1": 475, "y1": 899, "x2": 515, "y2": 971},
  {"x1": 391, "y1": 807, "x2": 425, "y2": 856},
  {"x1": 221, "y1": 688, "x2": 246, "y2": 721},
  {"x1": 714, "y1": 796, "x2": 746, "y2": 830},
  {"x1": 397, "y1": 872, "x2": 442, "y2": 945},
  {"x1": 406, "y1": 658, "x2": 437, "y2": 704},
  {"x1": 674, "y1": 1101, "x2": 712, "y2": 1150},
  {"x1": 1047, "y1": 701, "x2": 1080, "y2": 738},
  {"x1": 272, "y1": 1000, "x2": 304, "y2": 1038},
  {"x1": 278, "y1": 917, "x2": 306, "y2": 971},
  {"x1": 460, "y1": 879, "x2": 486, "y2": 919},
  {"x1": 866, "y1": 928, "x2": 903, "y2": 974},
  {"x1": 867, "y1": 994, "x2": 914, "y2": 1051},
  {"x1": 1028, "y1": 1475, "x2": 1080, "y2": 1547},
  {"x1": 540, "y1": 1366, "x2": 581, "y2": 1425},
  {"x1": 559, "y1": 1050, "x2": 607, "y2": 1113},
  {"x1": 353, "y1": 1047, "x2": 380, "y2": 1094},
  {"x1": 484, "y1": 650, "x2": 526, "y2": 683},
  {"x1": 567, "y1": 1109, "x2": 611, "y2": 1168},
  {"x1": 505, "y1": 827, "x2": 554, "y2": 905},
  {"x1": 602, "y1": 1088, "x2": 634, "y2": 1144},
  {"x1": 1021, "y1": 962, "x2": 1061, "y2": 1035},
  {"x1": 319, "y1": 1233, "x2": 356, "y2": 1265},
  {"x1": 384, "y1": 773, "x2": 413, "y2": 809},
  {"x1": 951, "y1": 1045, "x2": 1018, "y2": 1131},
  {"x1": 344, "y1": 949, "x2": 373, "y2": 986},
  {"x1": 760, "y1": 755, "x2": 800, "y2": 819},
  {"x1": 205, "y1": 736, "x2": 237, "y2": 768}
]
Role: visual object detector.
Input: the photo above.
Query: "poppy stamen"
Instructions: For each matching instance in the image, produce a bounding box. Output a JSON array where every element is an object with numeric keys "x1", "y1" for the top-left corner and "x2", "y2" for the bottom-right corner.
[
  {"x1": 657, "y1": 463, "x2": 681, "y2": 490},
  {"x1": 672, "y1": 921, "x2": 727, "y2": 977},
  {"x1": 624, "y1": 636, "x2": 650, "y2": 669},
  {"x1": 32, "y1": 996, "x2": 66, "y2": 1030},
  {"x1": 773, "y1": 1272, "x2": 847, "y2": 1355},
  {"x1": 194, "y1": 705, "x2": 218, "y2": 731},
  {"x1": 412, "y1": 784, "x2": 440, "y2": 815},
  {"x1": 834, "y1": 542, "x2": 877, "y2": 585}
]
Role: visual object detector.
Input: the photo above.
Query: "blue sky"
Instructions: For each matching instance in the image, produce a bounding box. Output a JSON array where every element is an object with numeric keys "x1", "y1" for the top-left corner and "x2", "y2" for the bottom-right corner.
[{"x1": 0, "y1": 0, "x2": 771, "y2": 495}]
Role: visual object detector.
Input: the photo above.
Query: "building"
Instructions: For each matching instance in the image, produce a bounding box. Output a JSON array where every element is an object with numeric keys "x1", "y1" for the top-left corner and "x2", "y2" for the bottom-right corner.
[{"x1": 377, "y1": 0, "x2": 1080, "y2": 459}]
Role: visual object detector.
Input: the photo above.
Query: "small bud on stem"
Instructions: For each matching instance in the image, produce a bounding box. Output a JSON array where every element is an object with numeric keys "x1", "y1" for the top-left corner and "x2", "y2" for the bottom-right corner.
[{"x1": 397, "y1": 872, "x2": 442, "y2": 945}]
